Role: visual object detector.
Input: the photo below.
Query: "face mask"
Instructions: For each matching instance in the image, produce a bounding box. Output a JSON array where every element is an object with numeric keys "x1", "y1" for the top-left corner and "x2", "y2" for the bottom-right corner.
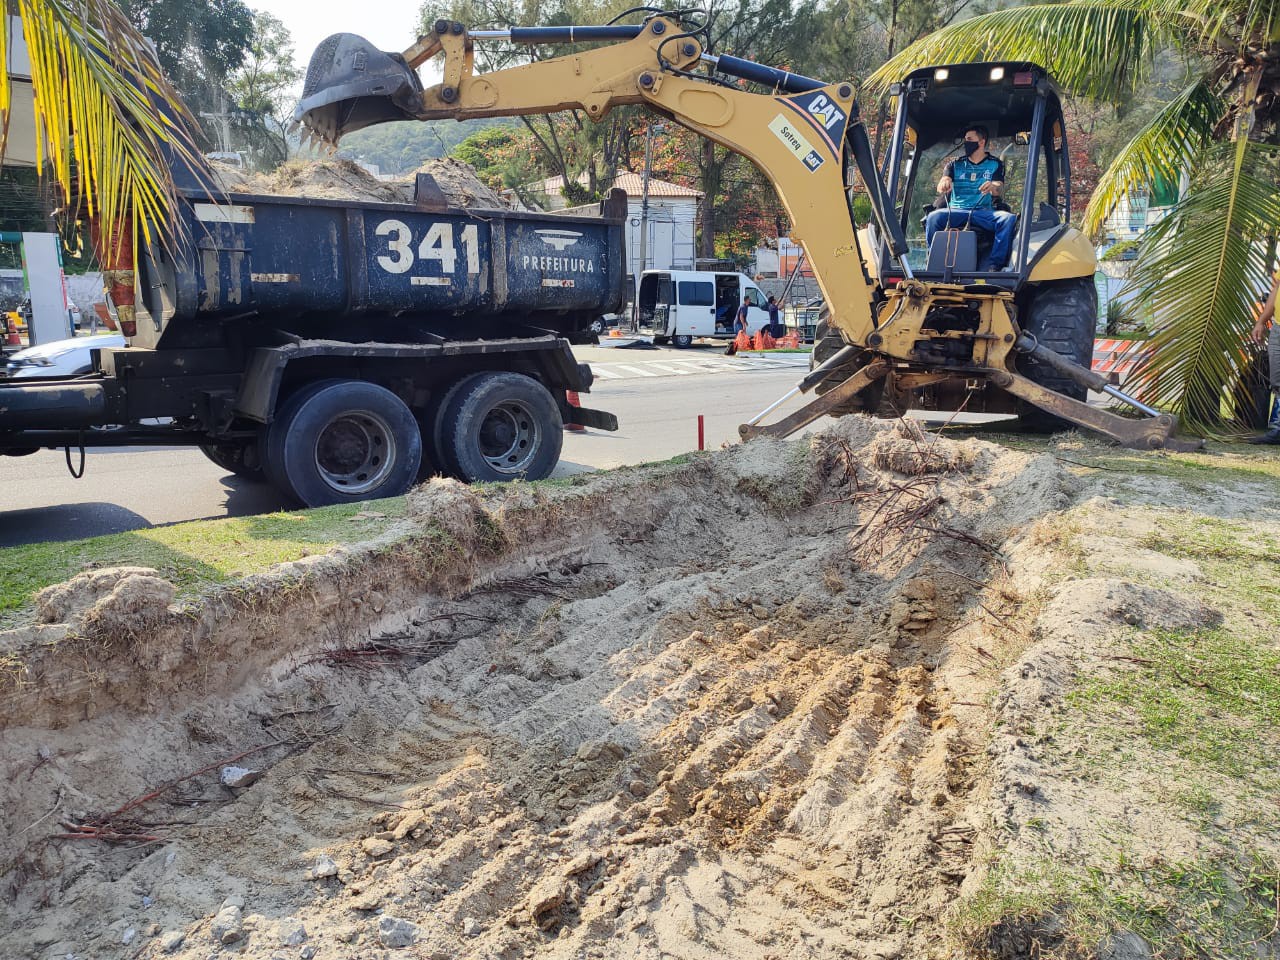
[{"x1": 964, "y1": 139, "x2": 981, "y2": 153}]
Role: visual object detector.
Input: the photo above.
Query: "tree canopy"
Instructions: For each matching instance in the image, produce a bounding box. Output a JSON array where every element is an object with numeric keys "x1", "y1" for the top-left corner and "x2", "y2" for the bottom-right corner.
[{"x1": 119, "y1": 0, "x2": 254, "y2": 149}]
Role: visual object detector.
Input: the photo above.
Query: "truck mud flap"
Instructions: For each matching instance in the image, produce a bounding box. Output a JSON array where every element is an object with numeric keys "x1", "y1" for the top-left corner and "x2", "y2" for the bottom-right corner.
[{"x1": 565, "y1": 405, "x2": 618, "y2": 431}]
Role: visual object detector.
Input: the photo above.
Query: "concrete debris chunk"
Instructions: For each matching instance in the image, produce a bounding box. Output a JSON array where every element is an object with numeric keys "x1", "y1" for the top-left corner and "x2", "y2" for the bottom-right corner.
[
  {"x1": 220, "y1": 765, "x2": 261, "y2": 788},
  {"x1": 376, "y1": 915, "x2": 420, "y2": 948},
  {"x1": 210, "y1": 904, "x2": 243, "y2": 945},
  {"x1": 158, "y1": 930, "x2": 184, "y2": 953},
  {"x1": 308, "y1": 854, "x2": 339, "y2": 879},
  {"x1": 278, "y1": 917, "x2": 307, "y2": 946}
]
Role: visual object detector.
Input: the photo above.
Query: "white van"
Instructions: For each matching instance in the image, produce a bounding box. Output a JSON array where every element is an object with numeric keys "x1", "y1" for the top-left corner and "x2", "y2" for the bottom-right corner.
[{"x1": 636, "y1": 270, "x2": 772, "y2": 347}]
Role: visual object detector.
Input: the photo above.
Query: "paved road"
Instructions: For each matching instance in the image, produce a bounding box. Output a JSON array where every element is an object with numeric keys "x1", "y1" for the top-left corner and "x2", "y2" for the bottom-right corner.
[{"x1": 0, "y1": 344, "x2": 1009, "y2": 547}]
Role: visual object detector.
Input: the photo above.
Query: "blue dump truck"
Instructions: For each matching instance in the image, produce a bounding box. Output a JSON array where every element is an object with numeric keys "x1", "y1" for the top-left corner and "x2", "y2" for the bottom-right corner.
[{"x1": 0, "y1": 163, "x2": 623, "y2": 506}]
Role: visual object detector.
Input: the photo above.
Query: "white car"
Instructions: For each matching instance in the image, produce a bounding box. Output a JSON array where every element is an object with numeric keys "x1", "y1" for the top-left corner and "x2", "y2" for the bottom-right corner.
[{"x1": 4, "y1": 334, "x2": 127, "y2": 379}]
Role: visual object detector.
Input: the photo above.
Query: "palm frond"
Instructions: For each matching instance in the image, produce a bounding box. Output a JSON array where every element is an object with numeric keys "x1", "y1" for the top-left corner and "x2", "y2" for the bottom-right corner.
[
  {"x1": 1123, "y1": 138, "x2": 1280, "y2": 432},
  {"x1": 1082, "y1": 78, "x2": 1221, "y2": 236},
  {"x1": 866, "y1": 1, "x2": 1171, "y2": 101},
  {"x1": 1166, "y1": 0, "x2": 1278, "y2": 48},
  {"x1": 3, "y1": 0, "x2": 201, "y2": 256}
]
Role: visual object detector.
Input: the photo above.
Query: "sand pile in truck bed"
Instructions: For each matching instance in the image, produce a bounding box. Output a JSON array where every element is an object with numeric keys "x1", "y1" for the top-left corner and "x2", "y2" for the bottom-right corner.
[
  {"x1": 209, "y1": 156, "x2": 508, "y2": 208},
  {"x1": 3, "y1": 419, "x2": 1225, "y2": 960}
]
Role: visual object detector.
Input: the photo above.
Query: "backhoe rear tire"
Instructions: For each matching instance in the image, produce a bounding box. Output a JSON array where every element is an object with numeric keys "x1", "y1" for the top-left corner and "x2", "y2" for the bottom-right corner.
[
  {"x1": 1015, "y1": 277, "x2": 1097, "y2": 431},
  {"x1": 811, "y1": 313, "x2": 883, "y2": 417}
]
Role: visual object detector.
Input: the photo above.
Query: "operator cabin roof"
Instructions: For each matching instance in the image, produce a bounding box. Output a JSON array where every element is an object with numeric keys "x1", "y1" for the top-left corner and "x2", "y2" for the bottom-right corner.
[{"x1": 531, "y1": 172, "x2": 702, "y2": 211}]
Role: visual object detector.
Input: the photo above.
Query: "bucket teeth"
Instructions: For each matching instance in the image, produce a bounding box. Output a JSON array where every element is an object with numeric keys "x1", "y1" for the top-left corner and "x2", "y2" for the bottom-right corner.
[{"x1": 294, "y1": 33, "x2": 426, "y2": 143}]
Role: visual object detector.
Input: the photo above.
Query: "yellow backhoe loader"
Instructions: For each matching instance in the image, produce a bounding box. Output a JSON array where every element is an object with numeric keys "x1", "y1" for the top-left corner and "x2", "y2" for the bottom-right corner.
[{"x1": 295, "y1": 10, "x2": 1193, "y2": 451}]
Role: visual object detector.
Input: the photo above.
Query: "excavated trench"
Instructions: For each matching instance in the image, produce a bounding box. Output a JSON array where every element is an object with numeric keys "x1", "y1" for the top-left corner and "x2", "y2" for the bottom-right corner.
[{"x1": 0, "y1": 418, "x2": 1081, "y2": 960}]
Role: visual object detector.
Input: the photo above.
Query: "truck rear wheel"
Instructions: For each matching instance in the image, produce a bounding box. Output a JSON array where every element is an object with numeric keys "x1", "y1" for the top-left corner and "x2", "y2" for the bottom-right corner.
[
  {"x1": 1016, "y1": 278, "x2": 1097, "y2": 430},
  {"x1": 672, "y1": 334, "x2": 693, "y2": 348},
  {"x1": 200, "y1": 441, "x2": 264, "y2": 480},
  {"x1": 262, "y1": 379, "x2": 422, "y2": 507},
  {"x1": 435, "y1": 371, "x2": 562, "y2": 482}
]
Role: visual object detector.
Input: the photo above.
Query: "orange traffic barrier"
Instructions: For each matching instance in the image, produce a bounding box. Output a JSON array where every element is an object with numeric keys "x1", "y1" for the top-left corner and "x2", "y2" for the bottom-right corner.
[
  {"x1": 564, "y1": 390, "x2": 585, "y2": 432},
  {"x1": 608, "y1": 328, "x2": 623, "y2": 338},
  {"x1": 1091, "y1": 338, "x2": 1148, "y2": 384},
  {"x1": 733, "y1": 330, "x2": 752, "y2": 351}
]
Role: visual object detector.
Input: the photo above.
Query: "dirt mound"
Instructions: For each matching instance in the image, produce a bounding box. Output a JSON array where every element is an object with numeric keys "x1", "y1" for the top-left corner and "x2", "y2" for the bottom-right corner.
[
  {"x1": 209, "y1": 156, "x2": 508, "y2": 208},
  {"x1": 0, "y1": 420, "x2": 1089, "y2": 960},
  {"x1": 34, "y1": 566, "x2": 172, "y2": 627}
]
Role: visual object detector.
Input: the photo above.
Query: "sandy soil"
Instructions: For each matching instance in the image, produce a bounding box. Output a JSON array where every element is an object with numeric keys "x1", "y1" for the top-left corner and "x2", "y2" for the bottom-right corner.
[
  {"x1": 0, "y1": 420, "x2": 1223, "y2": 960},
  {"x1": 208, "y1": 157, "x2": 508, "y2": 209}
]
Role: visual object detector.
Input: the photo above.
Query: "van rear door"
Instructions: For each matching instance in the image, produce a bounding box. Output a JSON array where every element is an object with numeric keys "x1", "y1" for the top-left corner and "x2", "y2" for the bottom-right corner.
[{"x1": 638, "y1": 272, "x2": 673, "y2": 334}]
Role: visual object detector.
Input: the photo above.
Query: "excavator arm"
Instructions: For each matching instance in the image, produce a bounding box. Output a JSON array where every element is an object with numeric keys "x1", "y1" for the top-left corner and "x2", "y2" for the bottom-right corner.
[
  {"x1": 297, "y1": 14, "x2": 1193, "y2": 451},
  {"x1": 300, "y1": 16, "x2": 906, "y2": 355}
]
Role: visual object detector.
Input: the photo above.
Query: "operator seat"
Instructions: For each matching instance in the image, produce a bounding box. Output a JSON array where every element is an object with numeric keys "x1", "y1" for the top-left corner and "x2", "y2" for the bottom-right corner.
[{"x1": 923, "y1": 194, "x2": 1013, "y2": 276}]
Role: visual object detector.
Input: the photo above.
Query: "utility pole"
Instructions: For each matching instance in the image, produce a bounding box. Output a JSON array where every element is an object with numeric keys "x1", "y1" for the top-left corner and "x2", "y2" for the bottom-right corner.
[
  {"x1": 633, "y1": 122, "x2": 664, "y2": 330},
  {"x1": 200, "y1": 89, "x2": 234, "y2": 154},
  {"x1": 637, "y1": 122, "x2": 665, "y2": 292}
]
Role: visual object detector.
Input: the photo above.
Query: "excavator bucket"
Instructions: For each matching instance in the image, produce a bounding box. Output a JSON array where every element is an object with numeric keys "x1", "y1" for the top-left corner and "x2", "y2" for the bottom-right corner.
[{"x1": 295, "y1": 33, "x2": 425, "y2": 144}]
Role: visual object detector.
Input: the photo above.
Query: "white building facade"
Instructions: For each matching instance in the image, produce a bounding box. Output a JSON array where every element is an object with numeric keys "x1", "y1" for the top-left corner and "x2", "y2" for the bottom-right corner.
[{"x1": 532, "y1": 172, "x2": 702, "y2": 287}]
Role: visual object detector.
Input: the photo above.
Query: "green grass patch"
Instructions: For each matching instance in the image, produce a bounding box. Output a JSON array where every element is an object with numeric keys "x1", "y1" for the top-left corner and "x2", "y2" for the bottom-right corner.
[
  {"x1": 1138, "y1": 515, "x2": 1280, "y2": 567},
  {"x1": 935, "y1": 426, "x2": 1280, "y2": 487},
  {"x1": 0, "y1": 497, "x2": 408, "y2": 626},
  {"x1": 1068, "y1": 628, "x2": 1280, "y2": 788},
  {"x1": 956, "y1": 850, "x2": 1280, "y2": 959}
]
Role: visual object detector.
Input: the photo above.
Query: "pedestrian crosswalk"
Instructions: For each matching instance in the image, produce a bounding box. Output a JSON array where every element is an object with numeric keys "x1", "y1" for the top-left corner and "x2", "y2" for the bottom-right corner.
[{"x1": 588, "y1": 354, "x2": 810, "y2": 382}]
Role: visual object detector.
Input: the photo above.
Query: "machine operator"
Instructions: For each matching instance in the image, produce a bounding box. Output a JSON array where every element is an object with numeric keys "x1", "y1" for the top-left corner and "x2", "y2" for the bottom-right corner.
[{"x1": 924, "y1": 125, "x2": 1016, "y2": 272}]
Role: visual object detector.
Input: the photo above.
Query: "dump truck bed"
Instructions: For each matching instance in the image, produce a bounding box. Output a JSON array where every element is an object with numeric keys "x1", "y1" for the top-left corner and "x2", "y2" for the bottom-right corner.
[{"x1": 141, "y1": 181, "x2": 628, "y2": 342}]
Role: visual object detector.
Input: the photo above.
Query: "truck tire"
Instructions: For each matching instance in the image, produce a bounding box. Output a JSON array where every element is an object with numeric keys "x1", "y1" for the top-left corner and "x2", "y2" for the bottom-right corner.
[
  {"x1": 200, "y1": 441, "x2": 264, "y2": 480},
  {"x1": 262, "y1": 379, "x2": 422, "y2": 507},
  {"x1": 425, "y1": 373, "x2": 478, "y2": 479},
  {"x1": 672, "y1": 334, "x2": 693, "y2": 348},
  {"x1": 436, "y1": 371, "x2": 562, "y2": 482},
  {"x1": 1015, "y1": 278, "x2": 1097, "y2": 431}
]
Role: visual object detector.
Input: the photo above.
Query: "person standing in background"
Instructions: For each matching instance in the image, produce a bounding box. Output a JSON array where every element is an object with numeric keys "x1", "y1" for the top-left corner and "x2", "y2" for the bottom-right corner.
[{"x1": 1250, "y1": 271, "x2": 1280, "y2": 444}]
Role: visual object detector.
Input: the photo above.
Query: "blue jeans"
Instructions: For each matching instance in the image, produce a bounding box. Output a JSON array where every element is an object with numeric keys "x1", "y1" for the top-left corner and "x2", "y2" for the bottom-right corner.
[{"x1": 925, "y1": 208, "x2": 1017, "y2": 270}]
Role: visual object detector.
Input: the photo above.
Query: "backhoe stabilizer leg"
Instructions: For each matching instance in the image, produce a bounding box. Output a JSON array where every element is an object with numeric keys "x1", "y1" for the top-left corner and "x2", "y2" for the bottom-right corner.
[
  {"x1": 739, "y1": 362, "x2": 888, "y2": 441},
  {"x1": 990, "y1": 370, "x2": 1202, "y2": 451}
]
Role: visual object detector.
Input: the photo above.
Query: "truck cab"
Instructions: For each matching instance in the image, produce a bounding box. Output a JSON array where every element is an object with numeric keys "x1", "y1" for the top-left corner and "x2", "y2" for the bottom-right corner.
[{"x1": 636, "y1": 269, "x2": 771, "y2": 347}]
